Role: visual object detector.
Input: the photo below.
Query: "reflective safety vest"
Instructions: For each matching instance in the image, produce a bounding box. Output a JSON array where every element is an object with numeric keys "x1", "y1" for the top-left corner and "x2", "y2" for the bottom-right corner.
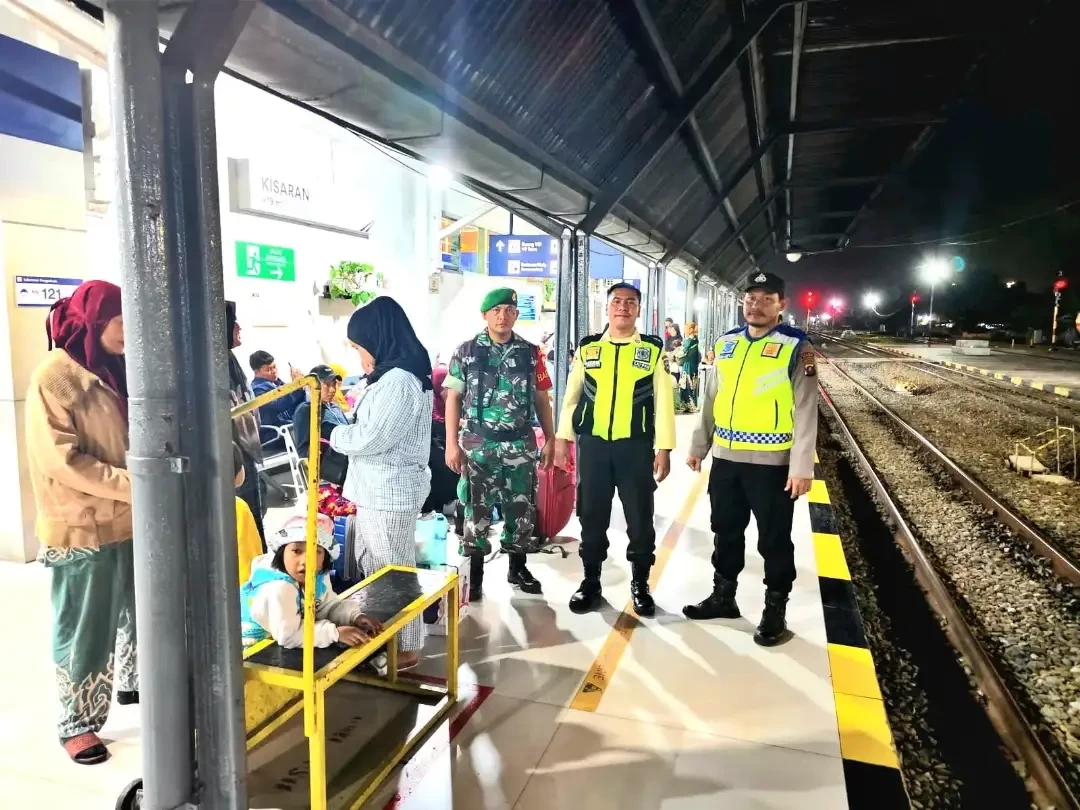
[
  {"x1": 712, "y1": 326, "x2": 801, "y2": 452},
  {"x1": 573, "y1": 333, "x2": 663, "y2": 441}
]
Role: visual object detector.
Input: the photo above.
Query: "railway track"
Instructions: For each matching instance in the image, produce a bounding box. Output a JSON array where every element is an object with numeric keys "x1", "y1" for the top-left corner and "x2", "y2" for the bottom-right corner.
[
  {"x1": 817, "y1": 333, "x2": 1080, "y2": 412},
  {"x1": 817, "y1": 359, "x2": 1080, "y2": 809}
]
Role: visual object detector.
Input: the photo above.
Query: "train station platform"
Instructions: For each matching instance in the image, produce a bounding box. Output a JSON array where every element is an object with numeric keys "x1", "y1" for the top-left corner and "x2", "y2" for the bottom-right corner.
[
  {"x1": 0, "y1": 418, "x2": 904, "y2": 809},
  {"x1": 876, "y1": 342, "x2": 1080, "y2": 398}
]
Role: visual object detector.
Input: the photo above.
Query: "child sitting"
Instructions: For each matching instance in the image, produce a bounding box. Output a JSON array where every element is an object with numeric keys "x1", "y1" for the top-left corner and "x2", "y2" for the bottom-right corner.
[
  {"x1": 234, "y1": 442, "x2": 263, "y2": 584},
  {"x1": 240, "y1": 514, "x2": 383, "y2": 650}
]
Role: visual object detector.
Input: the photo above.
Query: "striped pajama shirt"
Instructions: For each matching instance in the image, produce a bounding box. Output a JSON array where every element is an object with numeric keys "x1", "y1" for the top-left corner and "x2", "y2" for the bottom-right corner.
[{"x1": 330, "y1": 367, "x2": 433, "y2": 653}]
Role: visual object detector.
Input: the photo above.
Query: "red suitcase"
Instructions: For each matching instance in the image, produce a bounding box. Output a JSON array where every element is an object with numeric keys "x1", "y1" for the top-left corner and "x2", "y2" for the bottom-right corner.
[{"x1": 534, "y1": 427, "x2": 576, "y2": 540}]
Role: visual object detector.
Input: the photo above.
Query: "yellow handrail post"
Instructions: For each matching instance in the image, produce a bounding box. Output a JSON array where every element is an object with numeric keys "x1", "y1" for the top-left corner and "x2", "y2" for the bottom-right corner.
[{"x1": 230, "y1": 374, "x2": 322, "y2": 737}]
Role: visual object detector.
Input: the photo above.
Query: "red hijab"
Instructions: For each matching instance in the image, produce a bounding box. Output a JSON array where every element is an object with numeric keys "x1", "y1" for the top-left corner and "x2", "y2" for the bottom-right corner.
[{"x1": 47, "y1": 281, "x2": 128, "y2": 421}]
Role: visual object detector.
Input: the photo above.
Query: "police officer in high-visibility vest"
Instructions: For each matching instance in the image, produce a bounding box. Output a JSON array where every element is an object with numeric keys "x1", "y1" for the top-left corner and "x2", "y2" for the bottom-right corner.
[
  {"x1": 686, "y1": 271, "x2": 818, "y2": 646},
  {"x1": 554, "y1": 282, "x2": 676, "y2": 616}
]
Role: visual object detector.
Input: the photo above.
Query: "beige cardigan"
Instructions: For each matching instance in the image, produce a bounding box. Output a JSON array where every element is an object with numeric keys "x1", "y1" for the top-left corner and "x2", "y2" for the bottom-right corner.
[{"x1": 25, "y1": 350, "x2": 132, "y2": 549}]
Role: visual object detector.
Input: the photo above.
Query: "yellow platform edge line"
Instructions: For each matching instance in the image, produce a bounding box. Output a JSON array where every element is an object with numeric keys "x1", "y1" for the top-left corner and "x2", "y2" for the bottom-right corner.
[
  {"x1": 806, "y1": 477, "x2": 830, "y2": 504},
  {"x1": 812, "y1": 532, "x2": 850, "y2": 581},
  {"x1": 812, "y1": 473, "x2": 901, "y2": 773},
  {"x1": 569, "y1": 468, "x2": 709, "y2": 713},
  {"x1": 828, "y1": 643, "x2": 881, "y2": 701},
  {"x1": 835, "y1": 692, "x2": 900, "y2": 769}
]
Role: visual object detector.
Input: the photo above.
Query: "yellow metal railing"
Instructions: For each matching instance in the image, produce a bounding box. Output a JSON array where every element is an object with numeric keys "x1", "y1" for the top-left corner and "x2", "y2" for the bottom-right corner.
[
  {"x1": 230, "y1": 373, "x2": 322, "y2": 734},
  {"x1": 230, "y1": 375, "x2": 459, "y2": 810}
]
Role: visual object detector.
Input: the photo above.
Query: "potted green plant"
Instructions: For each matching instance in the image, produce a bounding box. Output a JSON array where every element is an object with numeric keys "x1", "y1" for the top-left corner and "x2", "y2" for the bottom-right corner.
[{"x1": 325, "y1": 261, "x2": 383, "y2": 306}]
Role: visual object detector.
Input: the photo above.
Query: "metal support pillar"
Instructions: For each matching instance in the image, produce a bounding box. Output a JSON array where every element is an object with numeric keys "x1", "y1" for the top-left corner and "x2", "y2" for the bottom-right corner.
[
  {"x1": 652, "y1": 261, "x2": 660, "y2": 334},
  {"x1": 160, "y1": 3, "x2": 254, "y2": 809},
  {"x1": 554, "y1": 228, "x2": 574, "y2": 418},
  {"x1": 105, "y1": 3, "x2": 193, "y2": 808},
  {"x1": 573, "y1": 230, "x2": 591, "y2": 343}
]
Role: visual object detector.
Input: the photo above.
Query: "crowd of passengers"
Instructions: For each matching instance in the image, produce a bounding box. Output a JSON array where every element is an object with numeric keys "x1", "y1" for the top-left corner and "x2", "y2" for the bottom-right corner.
[{"x1": 25, "y1": 279, "x2": 715, "y2": 765}]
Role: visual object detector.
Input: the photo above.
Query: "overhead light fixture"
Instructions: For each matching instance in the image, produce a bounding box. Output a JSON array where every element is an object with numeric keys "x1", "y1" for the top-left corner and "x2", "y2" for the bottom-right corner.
[
  {"x1": 694, "y1": 296, "x2": 706, "y2": 310},
  {"x1": 428, "y1": 164, "x2": 452, "y2": 190},
  {"x1": 863, "y1": 292, "x2": 882, "y2": 309},
  {"x1": 786, "y1": 252, "x2": 802, "y2": 263},
  {"x1": 920, "y1": 258, "x2": 948, "y2": 283}
]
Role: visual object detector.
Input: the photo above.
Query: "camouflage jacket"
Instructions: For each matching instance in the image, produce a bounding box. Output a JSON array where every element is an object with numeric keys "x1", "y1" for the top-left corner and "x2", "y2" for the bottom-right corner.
[{"x1": 448, "y1": 331, "x2": 537, "y2": 443}]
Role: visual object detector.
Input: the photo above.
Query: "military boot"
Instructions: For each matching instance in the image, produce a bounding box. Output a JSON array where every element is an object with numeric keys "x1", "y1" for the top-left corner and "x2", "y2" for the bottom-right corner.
[
  {"x1": 569, "y1": 564, "x2": 603, "y2": 614},
  {"x1": 754, "y1": 590, "x2": 791, "y2": 647},
  {"x1": 469, "y1": 554, "x2": 485, "y2": 602},
  {"x1": 507, "y1": 553, "x2": 542, "y2": 594},
  {"x1": 630, "y1": 563, "x2": 655, "y2": 616},
  {"x1": 682, "y1": 577, "x2": 740, "y2": 620}
]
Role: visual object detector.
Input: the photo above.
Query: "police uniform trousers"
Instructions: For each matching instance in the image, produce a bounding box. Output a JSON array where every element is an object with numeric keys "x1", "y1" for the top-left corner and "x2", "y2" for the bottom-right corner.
[
  {"x1": 577, "y1": 435, "x2": 656, "y2": 567},
  {"x1": 708, "y1": 458, "x2": 797, "y2": 593}
]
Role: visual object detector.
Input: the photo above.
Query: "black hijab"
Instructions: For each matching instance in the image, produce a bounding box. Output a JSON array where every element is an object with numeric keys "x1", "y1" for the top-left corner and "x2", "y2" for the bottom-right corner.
[
  {"x1": 346, "y1": 297, "x2": 432, "y2": 391},
  {"x1": 224, "y1": 300, "x2": 247, "y2": 392}
]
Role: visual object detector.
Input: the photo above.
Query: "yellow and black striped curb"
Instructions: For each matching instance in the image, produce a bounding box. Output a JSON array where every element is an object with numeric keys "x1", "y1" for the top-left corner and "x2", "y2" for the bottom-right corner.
[
  {"x1": 810, "y1": 453, "x2": 908, "y2": 808},
  {"x1": 875, "y1": 345, "x2": 1078, "y2": 400}
]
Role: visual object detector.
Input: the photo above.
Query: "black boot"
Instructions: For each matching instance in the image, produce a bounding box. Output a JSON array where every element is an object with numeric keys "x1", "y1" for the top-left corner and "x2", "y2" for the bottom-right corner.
[
  {"x1": 630, "y1": 563, "x2": 655, "y2": 617},
  {"x1": 754, "y1": 590, "x2": 791, "y2": 647},
  {"x1": 682, "y1": 577, "x2": 740, "y2": 620},
  {"x1": 569, "y1": 565, "x2": 603, "y2": 614},
  {"x1": 117, "y1": 690, "x2": 139, "y2": 706},
  {"x1": 469, "y1": 554, "x2": 485, "y2": 602},
  {"x1": 507, "y1": 553, "x2": 542, "y2": 594}
]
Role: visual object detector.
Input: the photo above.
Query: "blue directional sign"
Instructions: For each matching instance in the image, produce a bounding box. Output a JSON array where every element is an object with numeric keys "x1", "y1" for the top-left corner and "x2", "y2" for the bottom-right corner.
[{"x1": 488, "y1": 235, "x2": 559, "y2": 277}]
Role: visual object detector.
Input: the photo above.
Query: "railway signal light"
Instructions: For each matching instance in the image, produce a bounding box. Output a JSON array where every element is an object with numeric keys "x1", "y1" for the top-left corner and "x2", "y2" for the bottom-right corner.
[
  {"x1": 910, "y1": 294, "x2": 921, "y2": 305},
  {"x1": 1053, "y1": 278, "x2": 1067, "y2": 293}
]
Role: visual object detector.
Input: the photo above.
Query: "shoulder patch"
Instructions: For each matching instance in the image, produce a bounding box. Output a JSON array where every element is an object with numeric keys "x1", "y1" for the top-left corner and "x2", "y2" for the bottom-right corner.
[
  {"x1": 579, "y1": 333, "x2": 602, "y2": 347},
  {"x1": 641, "y1": 334, "x2": 663, "y2": 349},
  {"x1": 722, "y1": 325, "x2": 744, "y2": 336}
]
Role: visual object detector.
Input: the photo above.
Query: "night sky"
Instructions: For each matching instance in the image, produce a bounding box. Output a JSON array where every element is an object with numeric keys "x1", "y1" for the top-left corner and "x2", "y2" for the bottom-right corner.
[{"x1": 767, "y1": 0, "x2": 1080, "y2": 305}]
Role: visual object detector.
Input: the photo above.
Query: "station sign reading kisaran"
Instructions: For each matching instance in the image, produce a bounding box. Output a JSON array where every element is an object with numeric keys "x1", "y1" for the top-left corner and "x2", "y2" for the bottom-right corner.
[
  {"x1": 228, "y1": 157, "x2": 368, "y2": 235},
  {"x1": 487, "y1": 235, "x2": 559, "y2": 277}
]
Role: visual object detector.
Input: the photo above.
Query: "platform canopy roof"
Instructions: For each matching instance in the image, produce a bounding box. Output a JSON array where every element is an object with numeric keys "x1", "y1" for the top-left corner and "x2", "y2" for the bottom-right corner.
[{"x1": 95, "y1": 0, "x2": 1052, "y2": 285}]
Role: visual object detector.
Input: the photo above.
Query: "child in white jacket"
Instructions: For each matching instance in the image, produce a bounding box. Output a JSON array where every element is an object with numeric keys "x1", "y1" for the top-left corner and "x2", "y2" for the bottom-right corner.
[{"x1": 240, "y1": 514, "x2": 382, "y2": 649}]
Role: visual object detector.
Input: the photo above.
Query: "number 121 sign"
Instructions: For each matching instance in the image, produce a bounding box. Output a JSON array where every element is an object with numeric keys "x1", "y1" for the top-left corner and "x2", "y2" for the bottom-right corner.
[{"x1": 14, "y1": 275, "x2": 83, "y2": 308}]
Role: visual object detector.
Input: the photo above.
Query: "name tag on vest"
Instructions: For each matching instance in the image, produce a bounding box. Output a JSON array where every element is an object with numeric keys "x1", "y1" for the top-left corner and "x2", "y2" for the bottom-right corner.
[
  {"x1": 583, "y1": 345, "x2": 602, "y2": 369},
  {"x1": 632, "y1": 345, "x2": 652, "y2": 370},
  {"x1": 761, "y1": 342, "x2": 782, "y2": 358}
]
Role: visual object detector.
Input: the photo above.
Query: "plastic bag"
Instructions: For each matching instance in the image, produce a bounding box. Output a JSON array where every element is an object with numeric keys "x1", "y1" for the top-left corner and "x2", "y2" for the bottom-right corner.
[{"x1": 414, "y1": 513, "x2": 449, "y2": 567}]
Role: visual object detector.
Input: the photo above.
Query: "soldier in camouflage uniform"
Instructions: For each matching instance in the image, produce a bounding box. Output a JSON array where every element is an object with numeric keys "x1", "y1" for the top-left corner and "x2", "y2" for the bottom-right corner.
[{"x1": 444, "y1": 288, "x2": 556, "y2": 598}]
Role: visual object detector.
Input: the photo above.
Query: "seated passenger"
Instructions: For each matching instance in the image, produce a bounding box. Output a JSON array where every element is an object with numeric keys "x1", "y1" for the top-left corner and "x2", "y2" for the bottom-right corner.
[
  {"x1": 293, "y1": 365, "x2": 350, "y2": 484},
  {"x1": 234, "y1": 443, "x2": 263, "y2": 583},
  {"x1": 250, "y1": 350, "x2": 305, "y2": 445},
  {"x1": 240, "y1": 514, "x2": 382, "y2": 648}
]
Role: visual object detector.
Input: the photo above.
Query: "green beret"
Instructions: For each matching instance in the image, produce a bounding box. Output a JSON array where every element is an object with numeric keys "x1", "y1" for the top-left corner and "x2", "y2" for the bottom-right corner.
[{"x1": 481, "y1": 287, "x2": 518, "y2": 313}]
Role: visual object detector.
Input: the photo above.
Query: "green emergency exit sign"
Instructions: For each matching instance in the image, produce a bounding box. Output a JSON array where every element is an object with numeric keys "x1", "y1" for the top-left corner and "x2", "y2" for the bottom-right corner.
[{"x1": 235, "y1": 241, "x2": 295, "y2": 282}]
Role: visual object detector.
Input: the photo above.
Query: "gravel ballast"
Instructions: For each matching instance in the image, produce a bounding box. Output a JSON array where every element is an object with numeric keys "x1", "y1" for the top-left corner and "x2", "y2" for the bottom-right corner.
[
  {"x1": 818, "y1": 363, "x2": 1080, "y2": 799},
  {"x1": 836, "y1": 359, "x2": 1080, "y2": 564}
]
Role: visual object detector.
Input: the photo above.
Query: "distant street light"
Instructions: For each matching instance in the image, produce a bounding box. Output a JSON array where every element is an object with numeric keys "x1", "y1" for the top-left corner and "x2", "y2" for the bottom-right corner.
[
  {"x1": 1005, "y1": 280, "x2": 1017, "y2": 289},
  {"x1": 863, "y1": 292, "x2": 881, "y2": 309},
  {"x1": 920, "y1": 259, "x2": 949, "y2": 343},
  {"x1": 820, "y1": 312, "x2": 832, "y2": 324},
  {"x1": 786, "y1": 252, "x2": 802, "y2": 263}
]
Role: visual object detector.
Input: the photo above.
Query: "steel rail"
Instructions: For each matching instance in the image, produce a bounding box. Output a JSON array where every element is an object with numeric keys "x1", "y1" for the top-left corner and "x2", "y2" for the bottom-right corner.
[
  {"x1": 817, "y1": 379, "x2": 1079, "y2": 810},
  {"x1": 822, "y1": 356, "x2": 1080, "y2": 584}
]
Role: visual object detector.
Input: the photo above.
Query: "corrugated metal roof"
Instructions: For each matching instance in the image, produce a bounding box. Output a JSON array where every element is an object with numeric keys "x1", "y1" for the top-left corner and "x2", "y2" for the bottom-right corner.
[{"x1": 123, "y1": 0, "x2": 1044, "y2": 281}]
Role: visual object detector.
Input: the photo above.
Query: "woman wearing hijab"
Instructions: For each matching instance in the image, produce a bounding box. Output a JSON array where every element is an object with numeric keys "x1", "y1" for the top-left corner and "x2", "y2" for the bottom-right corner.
[
  {"x1": 330, "y1": 297, "x2": 433, "y2": 670},
  {"x1": 225, "y1": 301, "x2": 265, "y2": 542},
  {"x1": 25, "y1": 281, "x2": 137, "y2": 765}
]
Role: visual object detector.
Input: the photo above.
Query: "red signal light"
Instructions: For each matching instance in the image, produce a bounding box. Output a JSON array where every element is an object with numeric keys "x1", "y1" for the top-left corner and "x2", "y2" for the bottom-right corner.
[
  {"x1": 910, "y1": 294, "x2": 921, "y2": 304},
  {"x1": 1053, "y1": 278, "x2": 1068, "y2": 292}
]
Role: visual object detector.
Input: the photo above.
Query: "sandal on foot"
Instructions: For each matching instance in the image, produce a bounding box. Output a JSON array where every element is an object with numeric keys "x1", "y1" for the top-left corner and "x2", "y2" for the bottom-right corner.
[
  {"x1": 62, "y1": 732, "x2": 109, "y2": 765},
  {"x1": 397, "y1": 652, "x2": 420, "y2": 672}
]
